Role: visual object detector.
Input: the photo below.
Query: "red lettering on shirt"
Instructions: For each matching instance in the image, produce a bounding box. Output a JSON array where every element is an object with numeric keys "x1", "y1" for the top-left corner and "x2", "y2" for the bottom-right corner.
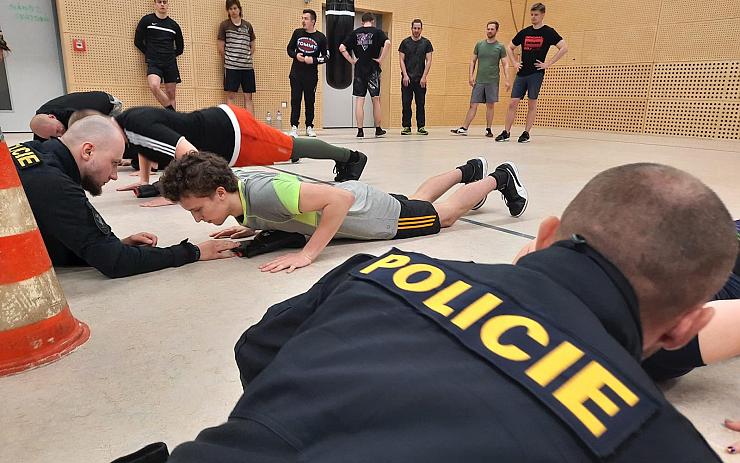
[{"x1": 523, "y1": 36, "x2": 544, "y2": 51}]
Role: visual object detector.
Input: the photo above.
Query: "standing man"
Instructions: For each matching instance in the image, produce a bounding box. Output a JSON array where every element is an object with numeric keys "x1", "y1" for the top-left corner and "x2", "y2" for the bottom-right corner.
[
  {"x1": 339, "y1": 12, "x2": 391, "y2": 138},
  {"x1": 217, "y1": 0, "x2": 257, "y2": 114},
  {"x1": 451, "y1": 21, "x2": 509, "y2": 138},
  {"x1": 496, "y1": 2, "x2": 567, "y2": 143},
  {"x1": 287, "y1": 9, "x2": 328, "y2": 138},
  {"x1": 134, "y1": 0, "x2": 184, "y2": 111},
  {"x1": 399, "y1": 19, "x2": 433, "y2": 136}
]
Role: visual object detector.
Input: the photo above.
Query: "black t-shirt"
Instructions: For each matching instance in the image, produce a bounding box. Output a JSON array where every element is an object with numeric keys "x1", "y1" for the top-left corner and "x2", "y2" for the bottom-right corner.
[
  {"x1": 115, "y1": 106, "x2": 235, "y2": 165},
  {"x1": 134, "y1": 13, "x2": 184, "y2": 64},
  {"x1": 398, "y1": 36, "x2": 433, "y2": 81},
  {"x1": 287, "y1": 29, "x2": 329, "y2": 77},
  {"x1": 342, "y1": 26, "x2": 389, "y2": 75},
  {"x1": 34, "y1": 91, "x2": 115, "y2": 140},
  {"x1": 512, "y1": 25, "x2": 563, "y2": 76}
]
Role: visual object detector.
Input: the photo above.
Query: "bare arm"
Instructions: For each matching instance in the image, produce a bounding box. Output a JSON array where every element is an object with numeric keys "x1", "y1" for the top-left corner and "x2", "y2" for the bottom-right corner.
[
  {"x1": 399, "y1": 51, "x2": 409, "y2": 85},
  {"x1": 217, "y1": 40, "x2": 225, "y2": 58},
  {"x1": 420, "y1": 51, "x2": 433, "y2": 87},
  {"x1": 339, "y1": 44, "x2": 356, "y2": 64},
  {"x1": 259, "y1": 183, "x2": 355, "y2": 273},
  {"x1": 506, "y1": 41, "x2": 521, "y2": 71},
  {"x1": 469, "y1": 54, "x2": 478, "y2": 86},
  {"x1": 501, "y1": 56, "x2": 511, "y2": 89},
  {"x1": 375, "y1": 39, "x2": 392, "y2": 66},
  {"x1": 535, "y1": 40, "x2": 568, "y2": 70}
]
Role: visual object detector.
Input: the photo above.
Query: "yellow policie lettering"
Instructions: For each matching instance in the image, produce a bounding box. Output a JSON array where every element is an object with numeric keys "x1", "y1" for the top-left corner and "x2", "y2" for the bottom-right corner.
[
  {"x1": 9, "y1": 145, "x2": 41, "y2": 167},
  {"x1": 359, "y1": 253, "x2": 642, "y2": 440}
]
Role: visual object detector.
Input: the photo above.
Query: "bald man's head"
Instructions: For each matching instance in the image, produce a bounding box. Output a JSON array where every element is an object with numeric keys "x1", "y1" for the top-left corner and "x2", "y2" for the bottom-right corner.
[
  {"x1": 60, "y1": 115, "x2": 126, "y2": 196},
  {"x1": 557, "y1": 163, "x2": 736, "y2": 328},
  {"x1": 30, "y1": 114, "x2": 66, "y2": 140}
]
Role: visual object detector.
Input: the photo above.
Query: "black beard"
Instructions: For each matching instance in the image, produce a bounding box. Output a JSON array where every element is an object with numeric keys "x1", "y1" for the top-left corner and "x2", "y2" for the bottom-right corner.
[{"x1": 80, "y1": 175, "x2": 103, "y2": 196}]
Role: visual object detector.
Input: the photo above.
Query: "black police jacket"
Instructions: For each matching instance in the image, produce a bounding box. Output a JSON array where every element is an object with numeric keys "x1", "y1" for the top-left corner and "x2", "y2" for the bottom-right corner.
[
  {"x1": 168, "y1": 244, "x2": 720, "y2": 462},
  {"x1": 11, "y1": 139, "x2": 199, "y2": 278}
]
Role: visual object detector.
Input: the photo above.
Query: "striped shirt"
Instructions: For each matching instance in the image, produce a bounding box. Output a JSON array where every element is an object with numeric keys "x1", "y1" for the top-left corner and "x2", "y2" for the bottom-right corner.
[{"x1": 218, "y1": 19, "x2": 255, "y2": 71}]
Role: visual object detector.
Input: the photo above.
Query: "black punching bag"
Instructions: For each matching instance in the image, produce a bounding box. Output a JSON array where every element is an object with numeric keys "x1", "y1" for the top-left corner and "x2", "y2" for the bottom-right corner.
[{"x1": 326, "y1": 0, "x2": 354, "y2": 89}]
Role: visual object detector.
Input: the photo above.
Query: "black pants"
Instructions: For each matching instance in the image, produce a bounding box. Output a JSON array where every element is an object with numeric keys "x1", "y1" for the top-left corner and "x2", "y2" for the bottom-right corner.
[
  {"x1": 290, "y1": 72, "x2": 318, "y2": 128},
  {"x1": 401, "y1": 79, "x2": 427, "y2": 128}
]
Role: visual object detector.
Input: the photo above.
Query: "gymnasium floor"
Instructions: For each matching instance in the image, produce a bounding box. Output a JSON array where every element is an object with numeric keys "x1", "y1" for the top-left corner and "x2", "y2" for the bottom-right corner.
[{"x1": 2, "y1": 127, "x2": 739, "y2": 462}]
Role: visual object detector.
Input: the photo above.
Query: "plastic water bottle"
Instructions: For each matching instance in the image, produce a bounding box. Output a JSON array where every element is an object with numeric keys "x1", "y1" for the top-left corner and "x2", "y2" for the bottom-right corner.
[
  {"x1": 266, "y1": 111, "x2": 272, "y2": 127},
  {"x1": 276, "y1": 110, "x2": 283, "y2": 131}
]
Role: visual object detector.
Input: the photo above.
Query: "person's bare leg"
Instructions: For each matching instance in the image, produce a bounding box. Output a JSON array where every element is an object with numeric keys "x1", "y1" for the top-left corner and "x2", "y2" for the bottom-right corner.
[
  {"x1": 697, "y1": 299, "x2": 740, "y2": 364},
  {"x1": 461, "y1": 103, "x2": 478, "y2": 129},
  {"x1": 355, "y1": 96, "x2": 366, "y2": 128},
  {"x1": 505, "y1": 98, "x2": 521, "y2": 132},
  {"x1": 372, "y1": 96, "x2": 382, "y2": 127},
  {"x1": 486, "y1": 102, "x2": 495, "y2": 129},
  {"x1": 525, "y1": 99, "x2": 538, "y2": 132},
  {"x1": 409, "y1": 169, "x2": 463, "y2": 203},
  {"x1": 244, "y1": 93, "x2": 255, "y2": 114},
  {"x1": 433, "y1": 177, "x2": 498, "y2": 227},
  {"x1": 164, "y1": 83, "x2": 177, "y2": 110},
  {"x1": 225, "y1": 91, "x2": 238, "y2": 106},
  {"x1": 147, "y1": 74, "x2": 171, "y2": 107}
]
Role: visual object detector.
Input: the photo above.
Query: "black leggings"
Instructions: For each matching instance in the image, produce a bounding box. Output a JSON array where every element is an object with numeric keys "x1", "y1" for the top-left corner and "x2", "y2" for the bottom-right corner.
[{"x1": 641, "y1": 271, "x2": 740, "y2": 381}]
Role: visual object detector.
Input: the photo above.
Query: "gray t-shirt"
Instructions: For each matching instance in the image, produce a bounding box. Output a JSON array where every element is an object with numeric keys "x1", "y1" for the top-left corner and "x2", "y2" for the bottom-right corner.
[{"x1": 234, "y1": 170, "x2": 402, "y2": 239}]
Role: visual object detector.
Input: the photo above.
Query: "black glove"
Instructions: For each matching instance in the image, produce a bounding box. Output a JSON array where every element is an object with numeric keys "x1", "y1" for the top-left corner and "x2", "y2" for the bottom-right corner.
[
  {"x1": 235, "y1": 230, "x2": 307, "y2": 258},
  {"x1": 134, "y1": 182, "x2": 162, "y2": 198},
  {"x1": 111, "y1": 442, "x2": 168, "y2": 463}
]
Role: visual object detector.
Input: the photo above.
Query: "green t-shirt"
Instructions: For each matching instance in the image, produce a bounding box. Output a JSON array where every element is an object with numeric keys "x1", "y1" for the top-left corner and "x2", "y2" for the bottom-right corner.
[{"x1": 474, "y1": 40, "x2": 507, "y2": 84}]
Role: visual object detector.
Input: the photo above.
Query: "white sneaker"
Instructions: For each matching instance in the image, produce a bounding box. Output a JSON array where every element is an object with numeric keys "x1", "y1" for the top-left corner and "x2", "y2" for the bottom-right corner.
[
  {"x1": 290, "y1": 126, "x2": 298, "y2": 137},
  {"x1": 306, "y1": 126, "x2": 317, "y2": 137}
]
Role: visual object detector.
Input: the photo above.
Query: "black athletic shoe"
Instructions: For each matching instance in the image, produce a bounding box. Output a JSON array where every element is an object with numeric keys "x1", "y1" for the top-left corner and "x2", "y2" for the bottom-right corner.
[
  {"x1": 485, "y1": 128, "x2": 494, "y2": 138},
  {"x1": 334, "y1": 151, "x2": 368, "y2": 182},
  {"x1": 495, "y1": 130, "x2": 510, "y2": 142},
  {"x1": 375, "y1": 127, "x2": 387, "y2": 137},
  {"x1": 518, "y1": 131, "x2": 530, "y2": 143},
  {"x1": 451, "y1": 127, "x2": 468, "y2": 135},
  {"x1": 463, "y1": 157, "x2": 489, "y2": 210},
  {"x1": 357, "y1": 128, "x2": 364, "y2": 138},
  {"x1": 495, "y1": 161, "x2": 528, "y2": 217}
]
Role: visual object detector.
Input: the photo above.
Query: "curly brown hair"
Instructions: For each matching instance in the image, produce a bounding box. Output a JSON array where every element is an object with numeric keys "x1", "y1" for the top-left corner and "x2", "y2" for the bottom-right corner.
[{"x1": 160, "y1": 151, "x2": 239, "y2": 202}]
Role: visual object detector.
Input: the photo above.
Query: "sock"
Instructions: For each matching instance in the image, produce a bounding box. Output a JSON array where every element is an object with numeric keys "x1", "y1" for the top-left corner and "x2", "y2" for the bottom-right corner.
[
  {"x1": 165, "y1": 105, "x2": 175, "y2": 111},
  {"x1": 456, "y1": 163, "x2": 475, "y2": 184},
  {"x1": 348, "y1": 151, "x2": 359, "y2": 163},
  {"x1": 490, "y1": 169, "x2": 510, "y2": 191}
]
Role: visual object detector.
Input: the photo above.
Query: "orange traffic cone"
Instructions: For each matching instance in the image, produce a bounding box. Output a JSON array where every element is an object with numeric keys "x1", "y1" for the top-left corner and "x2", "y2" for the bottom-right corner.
[{"x1": 0, "y1": 135, "x2": 90, "y2": 376}]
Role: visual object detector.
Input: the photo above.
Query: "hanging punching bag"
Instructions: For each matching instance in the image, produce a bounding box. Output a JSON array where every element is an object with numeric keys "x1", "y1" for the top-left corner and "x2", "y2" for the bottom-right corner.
[{"x1": 326, "y1": 0, "x2": 354, "y2": 89}]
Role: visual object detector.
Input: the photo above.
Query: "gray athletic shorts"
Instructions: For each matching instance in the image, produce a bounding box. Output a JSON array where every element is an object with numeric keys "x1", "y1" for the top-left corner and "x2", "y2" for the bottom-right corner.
[{"x1": 470, "y1": 83, "x2": 499, "y2": 104}]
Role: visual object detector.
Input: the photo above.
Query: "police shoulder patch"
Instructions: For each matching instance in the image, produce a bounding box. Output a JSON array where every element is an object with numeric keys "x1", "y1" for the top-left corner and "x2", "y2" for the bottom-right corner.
[
  {"x1": 86, "y1": 201, "x2": 111, "y2": 235},
  {"x1": 9, "y1": 143, "x2": 43, "y2": 169},
  {"x1": 351, "y1": 248, "x2": 660, "y2": 458}
]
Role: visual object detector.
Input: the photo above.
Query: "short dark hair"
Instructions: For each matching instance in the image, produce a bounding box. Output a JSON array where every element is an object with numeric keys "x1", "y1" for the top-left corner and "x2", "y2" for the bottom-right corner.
[
  {"x1": 557, "y1": 163, "x2": 736, "y2": 325},
  {"x1": 225, "y1": 0, "x2": 242, "y2": 17},
  {"x1": 160, "y1": 152, "x2": 239, "y2": 202},
  {"x1": 411, "y1": 19, "x2": 423, "y2": 28},
  {"x1": 486, "y1": 20, "x2": 500, "y2": 30},
  {"x1": 361, "y1": 12, "x2": 375, "y2": 23},
  {"x1": 531, "y1": 2, "x2": 546, "y2": 13},
  {"x1": 303, "y1": 9, "x2": 317, "y2": 23}
]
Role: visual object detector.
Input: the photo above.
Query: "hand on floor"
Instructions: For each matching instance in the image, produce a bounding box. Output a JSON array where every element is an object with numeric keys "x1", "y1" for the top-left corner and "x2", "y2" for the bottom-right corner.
[
  {"x1": 196, "y1": 240, "x2": 239, "y2": 261},
  {"x1": 210, "y1": 226, "x2": 256, "y2": 239},
  {"x1": 259, "y1": 252, "x2": 312, "y2": 274},
  {"x1": 726, "y1": 419, "x2": 740, "y2": 454},
  {"x1": 117, "y1": 181, "x2": 147, "y2": 191},
  {"x1": 140, "y1": 197, "x2": 174, "y2": 207},
  {"x1": 122, "y1": 232, "x2": 158, "y2": 247}
]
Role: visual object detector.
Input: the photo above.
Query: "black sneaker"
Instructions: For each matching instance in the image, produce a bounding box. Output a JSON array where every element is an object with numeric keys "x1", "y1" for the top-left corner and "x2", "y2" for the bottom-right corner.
[
  {"x1": 334, "y1": 151, "x2": 368, "y2": 182},
  {"x1": 485, "y1": 128, "x2": 494, "y2": 138},
  {"x1": 518, "y1": 131, "x2": 530, "y2": 143},
  {"x1": 357, "y1": 128, "x2": 364, "y2": 138},
  {"x1": 375, "y1": 127, "x2": 387, "y2": 137},
  {"x1": 495, "y1": 130, "x2": 510, "y2": 142},
  {"x1": 464, "y1": 157, "x2": 489, "y2": 210},
  {"x1": 495, "y1": 161, "x2": 528, "y2": 217}
]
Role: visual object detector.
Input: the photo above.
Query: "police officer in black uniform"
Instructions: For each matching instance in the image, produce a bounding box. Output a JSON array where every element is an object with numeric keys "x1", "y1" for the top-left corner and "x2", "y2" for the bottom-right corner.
[
  {"x1": 115, "y1": 163, "x2": 735, "y2": 461},
  {"x1": 11, "y1": 115, "x2": 238, "y2": 278},
  {"x1": 30, "y1": 91, "x2": 124, "y2": 141}
]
